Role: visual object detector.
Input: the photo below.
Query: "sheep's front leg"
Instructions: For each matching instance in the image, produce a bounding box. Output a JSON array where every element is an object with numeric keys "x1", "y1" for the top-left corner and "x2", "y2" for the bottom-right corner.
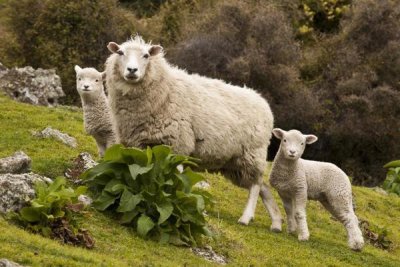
[
  {"x1": 238, "y1": 183, "x2": 261, "y2": 225},
  {"x1": 280, "y1": 194, "x2": 296, "y2": 234},
  {"x1": 294, "y1": 191, "x2": 309, "y2": 241}
]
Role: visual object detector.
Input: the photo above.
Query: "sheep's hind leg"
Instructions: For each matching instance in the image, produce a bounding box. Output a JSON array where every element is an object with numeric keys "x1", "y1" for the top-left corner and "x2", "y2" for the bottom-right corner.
[
  {"x1": 260, "y1": 183, "x2": 283, "y2": 232},
  {"x1": 325, "y1": 198, "x2": 364, "y2": 251},
  {"x1": 238, "y1": 183, "x2": 261, "y2": 225}
]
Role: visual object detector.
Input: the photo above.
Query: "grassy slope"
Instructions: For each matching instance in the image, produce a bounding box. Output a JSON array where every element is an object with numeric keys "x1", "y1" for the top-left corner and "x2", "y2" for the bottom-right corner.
[{"x1": 0, "y1": 94, "x2": 399, "y2": 266}]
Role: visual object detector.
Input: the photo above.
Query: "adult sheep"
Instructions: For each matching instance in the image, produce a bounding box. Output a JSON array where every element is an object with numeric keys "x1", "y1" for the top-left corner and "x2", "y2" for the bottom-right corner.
[{"x1": 105, "y1": 36, "x2": 282, "y2": 230}]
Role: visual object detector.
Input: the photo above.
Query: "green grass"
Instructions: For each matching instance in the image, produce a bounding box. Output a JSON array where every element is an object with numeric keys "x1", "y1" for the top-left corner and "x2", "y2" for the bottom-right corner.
[{"x1": 0, "y1": 94, "x2": 399, "y2": 266}]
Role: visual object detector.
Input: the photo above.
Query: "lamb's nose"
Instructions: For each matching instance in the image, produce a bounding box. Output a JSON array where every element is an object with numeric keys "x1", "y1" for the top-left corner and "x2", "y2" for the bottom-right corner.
[
  {"x1": 289, "y1": 150, "x2": 295, "y2": 155},
  {"x1": 127, "y1": 67, "x2": 138, "y2": 73},
  {"x1": 84, "y1": 85, "x2": 89, "y2": 89}
]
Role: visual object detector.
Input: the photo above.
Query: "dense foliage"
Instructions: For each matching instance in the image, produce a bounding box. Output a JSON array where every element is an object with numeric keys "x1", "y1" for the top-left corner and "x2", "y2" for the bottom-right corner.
[
  {"x1": 11, "y1": 177, "x2": 94, "y2": 248},
  {"x1": 82, "y1": 145, "x2": 213, "y2": 246},
  {"x1": 383, "y1": 160, "x2": 400, "y2": 196}
]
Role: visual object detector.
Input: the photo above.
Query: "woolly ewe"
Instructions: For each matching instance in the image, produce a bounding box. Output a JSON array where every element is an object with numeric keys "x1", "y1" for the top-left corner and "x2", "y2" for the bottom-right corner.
[
  {"x1": 269, "y1": 129, "x2": 364, "y2": 251},
  {"x1": 104, "y1": 36, "x2": 282, "y2": 230},
  {"x1": 75, "y1": 65, "x2": 115, "y2": 156}
]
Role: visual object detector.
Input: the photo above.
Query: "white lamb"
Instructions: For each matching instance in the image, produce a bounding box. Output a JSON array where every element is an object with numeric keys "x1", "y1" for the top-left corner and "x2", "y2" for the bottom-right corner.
[
  {"x1": 74, "y1": 65, "x2": 115, "y2": 157},
  {"x1": 104, "y1": 36, "x2": 282, "y2": 230},
  {"x1": 269, "y1": 128, "x2": 364, "y2": 251}
]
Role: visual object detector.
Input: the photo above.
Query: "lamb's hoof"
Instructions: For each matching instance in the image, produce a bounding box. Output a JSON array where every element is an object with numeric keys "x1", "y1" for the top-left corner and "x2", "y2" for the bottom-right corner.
[
  {"x1": 270, "y1": 220, "x2": 282, "y2": 233},
  {"x1": 298, "y1": 233, "x2": 309, "y2": 241},
  {"x1": 287, "y1": 229, "x2": 297, "y2": 235},
  {"x1": 238, "y1": 216, "x2": 252, "y2": 225},
  {"x1": 349, "y1": 239, "x2": 364, "y2": 251}
]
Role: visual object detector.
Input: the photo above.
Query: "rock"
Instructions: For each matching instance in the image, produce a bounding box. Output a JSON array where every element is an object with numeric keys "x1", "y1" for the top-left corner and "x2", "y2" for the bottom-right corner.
[
  {"x1": 0, "y1": 151, "x2": 31, "y2": 174},
  {"x1": 78, "y1": 195, "x2": 93, "y2": 206},
  {"x1": 195, "y1": 181, "x2": 210, "y2": 190},
  {"x1": 65, "y1": 152, "x2": 97, "y2": 182},
  {"x1": 0, "y1": 172, "x2": 51, "y2": 213},
  {"x1": 34, "y1": 127, "x2": 77, "y2": 148},
  {"x1": 0, "y1": 64, "x2": 64, "y2": 106},
  {"x1": 192, "y1": 246, "x2": 227, "y2": 265},
  {"x1": 0, "y1": 259, "x2": 25, "y2": 267}
]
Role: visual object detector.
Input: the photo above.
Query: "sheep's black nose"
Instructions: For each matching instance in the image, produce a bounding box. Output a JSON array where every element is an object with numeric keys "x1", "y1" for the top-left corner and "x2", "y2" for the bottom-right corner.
[
  {"x1": 84, "y1": 85, "x2": 89, "y2": 89},
  {"x1": 289, "y1": 150, "x2": 295, "y2": 154},
  {"x1": 127, "y1": 67, "x2": 138, "y2": 73}
]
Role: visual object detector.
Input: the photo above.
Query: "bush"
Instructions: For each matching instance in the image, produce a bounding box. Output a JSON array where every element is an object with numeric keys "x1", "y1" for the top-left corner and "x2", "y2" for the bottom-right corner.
[
  {"x1": 383, "y1": 160, "x2": 400, "y2": 196},
  {"x1": 82, "y1": 145, "x2": 213, "y2": 246},
  {"x1": 11, "y1": 177, "x2": 94, "y2": 248},
  {"x1": 0, "y1": 0, "x2": 137, "y2": 104}
]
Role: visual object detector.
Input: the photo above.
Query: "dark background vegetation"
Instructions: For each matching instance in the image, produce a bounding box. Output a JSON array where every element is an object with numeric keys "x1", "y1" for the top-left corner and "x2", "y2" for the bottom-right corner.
[{"x1": 0, "y1": 0, "x2": 398, "y2": 186}]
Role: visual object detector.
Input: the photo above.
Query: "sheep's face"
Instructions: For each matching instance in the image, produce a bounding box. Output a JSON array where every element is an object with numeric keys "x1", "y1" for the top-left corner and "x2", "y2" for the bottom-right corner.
[
  {"x1": 272, "y1": 128, "x2": 318, "y2": 160},
  {"x1": 74, "y1": 65, "x2": 106, "y2": 96},
  {"x1": 107, "y1": 41, "x2": 163, "y2": 83}
]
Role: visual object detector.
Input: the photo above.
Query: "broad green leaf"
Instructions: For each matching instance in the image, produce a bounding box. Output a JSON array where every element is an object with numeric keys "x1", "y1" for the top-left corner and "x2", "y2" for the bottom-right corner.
[
  {"x1": 384, "y1": 160, "x2": 400, "y2": 168},
  {"x1": 20, "y1": 207, "x2": 41, "y2": 222},
  {"x1": 122, "y1": 148, "x2": 148, "y2": 166},
  {"x1": 104, "y1": 179, "x2": 125, "y2": 194},
  {"x1": 137, "y1": 214, "x2": 155, "y2": 237},
  {"x1": 152, "y1": 145, "x2": 171, "y2": 161},
  {"x1": 120, "y1": 210, "x2": 139, "y2": 224},
  {"x1": 75, "y1": 186, "x2": 87, "y2": 196},
  {"x1": 184, "y1": 168, "x2": 204, "y2": 187},
  {"x1": 117, "y1": 189, "x2": 143, "y2": 212},
  {"x1": 93, "y1": 192, "x2": 117, "y2": 211},
  {"x1": 128, "y1": 164, "x2": 153, "y2": 180},
  {"x1": 103, "y1": 144, "x2": 125, "y2": 162},
  {"x1": 47, "y1": 177, "x2": 66, "y2": 193},
  {"x1": 156, "y1": 202, "x2": 174, "y2": 224},
  {"x1": 146, "y1": 146, "x2": 153, "y2": 166}
]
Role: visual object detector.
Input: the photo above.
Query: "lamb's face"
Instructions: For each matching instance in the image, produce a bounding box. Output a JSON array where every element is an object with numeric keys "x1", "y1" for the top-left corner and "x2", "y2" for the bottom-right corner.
[
  {"x1": 107, "y1": 41, "x2": 163, "y2": 83},
  {"x1": 272, "y1": 128, "x2": 318, "y2": 160},
  {"x1": 74, "y1": 65, "x2": 105, "y2": 96}
]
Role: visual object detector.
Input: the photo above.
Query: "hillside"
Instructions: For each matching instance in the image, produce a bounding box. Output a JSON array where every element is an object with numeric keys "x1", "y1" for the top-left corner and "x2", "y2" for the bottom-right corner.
[{"x1": 0, "y1": 94, "x2": 399, "y2": 266}]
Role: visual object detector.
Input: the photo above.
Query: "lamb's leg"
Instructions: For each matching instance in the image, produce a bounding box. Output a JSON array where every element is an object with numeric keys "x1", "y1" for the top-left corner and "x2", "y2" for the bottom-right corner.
[
  {"x1": 324, "y1": 198, "x2": 364, "y2": 251},
  {"x1": 280, "y1": 193, "x2": 296, "y2": 234},
  {"x1": 294, "y1": 191, "x2": 309, "y2": 241},
  {"x1": 238, "y1": 183, "x2": 261, "y2": 225},
  {"x1": 260, "y1": 183, "x2": 283, "y2": 232}
]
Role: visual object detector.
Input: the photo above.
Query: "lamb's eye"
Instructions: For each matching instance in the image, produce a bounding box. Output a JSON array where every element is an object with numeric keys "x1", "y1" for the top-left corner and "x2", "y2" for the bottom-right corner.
[
  {"x1": 283, "y1": 139, "x2": 287, "y2": 143},
  {"x1": 143, "y1": 54, "x2": 149, "y2": 59},
  {"x1": 301, "y1": 142, "x2": 304, "y2": 145},
  {"x1": 95, "y1": 79, "x2": 99, "y2": 82},
  {"x1": 117, "y1": 50, "x2": 124, "y2": 56},
  {"x1": 78, "y1": 78, "x2": 81, "y2": 81}
]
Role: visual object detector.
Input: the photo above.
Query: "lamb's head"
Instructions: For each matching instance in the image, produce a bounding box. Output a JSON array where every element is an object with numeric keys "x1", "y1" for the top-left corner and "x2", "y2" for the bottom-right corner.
[
  {"x1": 74, "y1": 65, "x2": 106, "y2": 96},
  {"x1": 107, "y1": 36, "x2": 163, "y2": 83},
  {"x1": 272, "y1": 128, "x2": 318, "y2": 160}
]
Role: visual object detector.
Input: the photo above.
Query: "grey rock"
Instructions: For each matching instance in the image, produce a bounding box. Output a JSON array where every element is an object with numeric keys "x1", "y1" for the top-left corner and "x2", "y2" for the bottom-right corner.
[
  {"x1": 195, "y1": 181, "x2": 210, "y2": 190},
  {"x1": 0, "y1": 151, "x2": 31, "y2": 174},
  {"x1": 78, "y1": 195, "x2": 93, "y2": 206},
  {"x1": 192, "y1": 246, "x2": 227, "y2": 265},
  {"x1": 0, "y1": 172, "x2": 51, "y2": 213},
  {"x1": 0, "y1": 259, "x2": 25, "y2": 267},
  {"x1": 34, "y1": 127, "x2": 77, "y2": 148},
  {"x1": 0, "y1": 64, "x2": 64, "y2": 106},
  {"x1": 64, "y1": 152, "x2": 97, "y2": 182}
]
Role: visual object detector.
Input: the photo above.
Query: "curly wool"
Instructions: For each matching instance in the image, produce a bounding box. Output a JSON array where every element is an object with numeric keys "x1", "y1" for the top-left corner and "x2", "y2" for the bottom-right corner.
[{"x1": 105, "y1": 36, "x2": 282, "y2": 229}]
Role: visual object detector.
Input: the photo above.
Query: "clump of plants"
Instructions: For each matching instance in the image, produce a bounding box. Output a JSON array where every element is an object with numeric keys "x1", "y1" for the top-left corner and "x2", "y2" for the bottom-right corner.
[
  {"x1": 82, "y1": 145, "x2": 213, "y2": 246},
  {"x1": 360, "y1": 219, "x2": 393, "y2": 250},
  {"x1": 10, "y1": 177, "x2": 94, "y2": 248},
  {"x1": 383, "y1": 160, "x2": 400, "y2": 196}
]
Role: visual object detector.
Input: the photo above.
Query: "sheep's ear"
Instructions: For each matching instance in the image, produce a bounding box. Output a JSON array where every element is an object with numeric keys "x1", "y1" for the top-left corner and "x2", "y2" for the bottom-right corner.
[
  {"x1": 305, "y1": 135, "x2": 318, "y2": 144},
  {"x1": 107, "y1": 42, "x2": 121, "y2": 54},
  {"x1": 272, "y1": 128, "x2": 285, "y2": 140},
  {"x1": 74, "y1": 65, "x2": 82, "y2": 74},
  {"x1": 149, "y1": 45, "x2": 163, "y2": 56},
  {"x1": 101, "y1": 71, "x2": 106, "y2": 80}
]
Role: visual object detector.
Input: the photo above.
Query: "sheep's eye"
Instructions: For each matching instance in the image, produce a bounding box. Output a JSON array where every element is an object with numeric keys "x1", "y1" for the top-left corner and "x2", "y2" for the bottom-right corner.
[
  {"x1": 283, "y1": 139, "x2": 287, "y2": 143},
  {"x1": 301, "y1": 143, "x2": 304, "y2": 145},
  {"x1": 117, "y1": 50, "x2": 124, "y2": 56},
  {"x1": 143, "y1": 54, "x2": 149, "y2": 59},
  {"x1": 78, "y1": 78, "x2": 81, "y2": 81},
  {"x1": 95, "y1": 79, "x2": 99, "y2": 82}
]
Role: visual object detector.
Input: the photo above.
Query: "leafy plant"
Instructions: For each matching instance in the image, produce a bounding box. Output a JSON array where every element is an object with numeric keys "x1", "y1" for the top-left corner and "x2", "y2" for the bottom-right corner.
[
  {"x1": 383, "y1": 160, "x2": 400, "y2": 196},
  {"x1": 11, "y1": 177, "x2": 94, "y2": 248},
  {"x1": 360, "y1": 219, "x2": 393, "y2": 250},
  {"x1": 82, "y1": 144, "x2": 213, "y2": 246}
]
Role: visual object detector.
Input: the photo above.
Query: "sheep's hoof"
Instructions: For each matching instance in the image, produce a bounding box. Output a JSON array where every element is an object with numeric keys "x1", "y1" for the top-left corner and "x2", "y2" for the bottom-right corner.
[
  {"x1": 298, "y1": 234, "x2": 309, "y2": 241},
  {"x1": 349, "y1": 239, "x2": 364, "y2": 251},
  {"x1": 237, "y1": 216, "x2": 252, "y2": 225},
  {"x1": 270, "y1": 220, "x2": 282, "y2": 233}
]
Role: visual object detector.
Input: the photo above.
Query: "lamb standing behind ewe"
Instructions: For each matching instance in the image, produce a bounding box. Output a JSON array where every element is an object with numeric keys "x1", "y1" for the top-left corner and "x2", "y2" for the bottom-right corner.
[
  {"x1": 104, "y1": 36, "x2": 282, "y2": 230},
  {"x1": 75, "y1": 65, "x2": 115, "y2": 157},
  {"x1": 269, "y1": 128, "x2": 364, "y2": 251}
]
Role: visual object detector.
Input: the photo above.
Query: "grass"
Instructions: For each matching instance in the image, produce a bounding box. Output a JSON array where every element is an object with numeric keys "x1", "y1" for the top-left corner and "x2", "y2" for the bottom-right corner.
[{"x1": 0, "y1": 94, "x2": 399, "y2": 266}]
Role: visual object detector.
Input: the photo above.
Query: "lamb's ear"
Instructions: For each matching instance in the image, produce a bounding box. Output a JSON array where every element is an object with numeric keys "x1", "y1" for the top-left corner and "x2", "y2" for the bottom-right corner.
[
  {"x1": 272, "y1": 128, "x2": 285, "y2": 140},
  {"x1": 74, "y1": 65, "x2": 82, "y2": 74},
  {"x1": 107, "y1": 42, "x2": 121, "y2": 54},
  {"x1": 305, "y1": 134, "x2": 318, "y2": 144},
  {"x1": 101, "y1": 71, "x2": 106, "y2": 80},
  {"x1": 149, "y1": 45, "x2": 163, "y2": 56}
]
